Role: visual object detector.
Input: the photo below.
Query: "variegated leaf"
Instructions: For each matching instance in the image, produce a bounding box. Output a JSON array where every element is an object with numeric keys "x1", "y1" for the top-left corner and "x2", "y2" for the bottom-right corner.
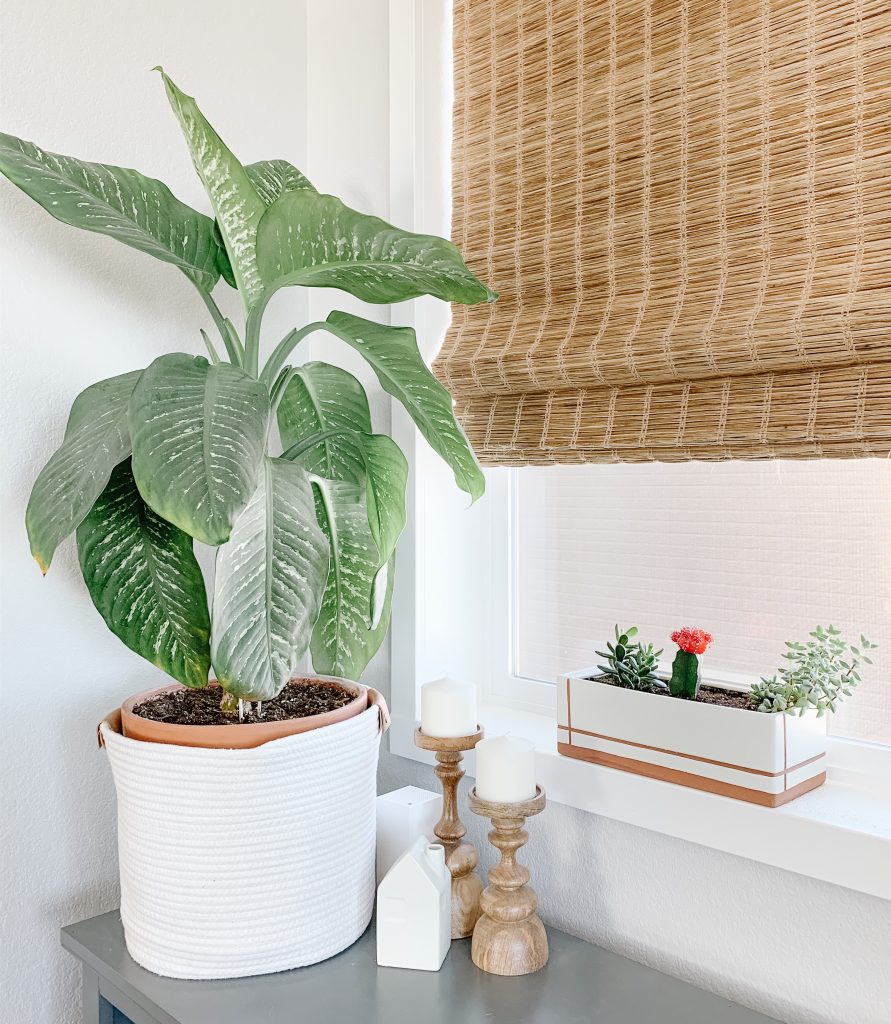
[
  {"x1": 0, "y1": 132, "x2": 222, "y2": 292},
  {"x1": 26, "y1": 370, "x2": 141, "y2": 572},
  {"x1": 325, "y1": 311, "x2": 485, "y2": 502},
  {"x1": 129, "y1": 354, "x2": 269, "y2": 546},
  {"x1": 359, "y1": 434, "x2": 407, "y2": 565},
  {"x1": 256, "y1": 190, "x2": 496, "y2": 305},
  {"x1": 278, "y1": 362, "x2": 371, "y2": 482},
  {"x1": 310, "y1": 479, "x2": 387, "y2": 681},
  {"x1": 246, "y1": 159, "x2": 315, "y2": 204},
  {"x1": 158, "y1": 69, "x2": 267, "y2": 308},
  {"x1": 211, "y1": 457, "x2": 329, "y2": 700},
  {"x1": 277, "y1": 363, "x2": 407, "y2": 562},
  {"x1": 368, "y1": 555, "x2": 395, "y2": 654},
  {"x1": 77, "y1": 460, "x2": 211, "y2": 688}
]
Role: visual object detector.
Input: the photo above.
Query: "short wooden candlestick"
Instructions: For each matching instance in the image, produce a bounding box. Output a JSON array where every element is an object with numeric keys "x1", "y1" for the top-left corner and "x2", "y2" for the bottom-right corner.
[
  {"x1": 468, "y1": 785, "x2": 548, "y2": 977},
  {"x1": 414, "y1": 726, "x2": 485, "y2": 939}
]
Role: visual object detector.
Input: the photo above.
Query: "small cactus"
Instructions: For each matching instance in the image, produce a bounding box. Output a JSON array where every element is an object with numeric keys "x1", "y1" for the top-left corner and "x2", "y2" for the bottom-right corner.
[{"x1": 668, "y1": 627, "x2": 713, "y2": 699}]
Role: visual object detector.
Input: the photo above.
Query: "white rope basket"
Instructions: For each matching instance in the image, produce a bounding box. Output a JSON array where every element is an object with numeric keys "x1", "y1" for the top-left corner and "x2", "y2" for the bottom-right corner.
[{"x1": 100, "y1": 703, "x2": 383, "y2": 979}]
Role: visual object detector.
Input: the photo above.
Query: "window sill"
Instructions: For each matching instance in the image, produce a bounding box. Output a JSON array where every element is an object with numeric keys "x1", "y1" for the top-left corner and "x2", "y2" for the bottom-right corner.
[{"x1": 389, "y1": 704, "x2": 891, "y2": 902}]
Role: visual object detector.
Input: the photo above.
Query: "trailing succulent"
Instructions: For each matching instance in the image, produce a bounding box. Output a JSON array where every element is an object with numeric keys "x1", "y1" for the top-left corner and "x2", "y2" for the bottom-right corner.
[
  {"x1": 750, "y1": 626, "x2": 876, "y2": 715},
  {"x1": 5, "y1": 70, "x2": 496, "y2": 707},
  {"x1": 596, "y1": 626, "x2": 665, "y2": 692}
]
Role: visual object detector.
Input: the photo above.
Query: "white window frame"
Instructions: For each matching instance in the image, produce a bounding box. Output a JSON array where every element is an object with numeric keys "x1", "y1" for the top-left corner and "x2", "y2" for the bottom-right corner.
[{"x1": 386, "y1": 0, "x2": 891, "y2": 902}]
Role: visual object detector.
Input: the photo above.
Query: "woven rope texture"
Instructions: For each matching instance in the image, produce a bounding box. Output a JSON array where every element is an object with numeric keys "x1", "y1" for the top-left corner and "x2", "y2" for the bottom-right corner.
[{"x1": 102, "y1": 707, "x2": 381, "y2": 979}]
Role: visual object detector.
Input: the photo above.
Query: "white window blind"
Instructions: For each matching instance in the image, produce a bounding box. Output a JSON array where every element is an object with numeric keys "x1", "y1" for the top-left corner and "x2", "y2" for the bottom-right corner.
[{"x1": 515, "y1": 460, "x2": 891, "y2": 746}]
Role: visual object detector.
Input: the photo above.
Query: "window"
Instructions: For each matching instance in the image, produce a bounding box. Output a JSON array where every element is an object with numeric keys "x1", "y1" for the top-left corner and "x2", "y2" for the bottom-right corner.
[{"x1": 514, "y1": 459, "x2": 891, "y2": 745}]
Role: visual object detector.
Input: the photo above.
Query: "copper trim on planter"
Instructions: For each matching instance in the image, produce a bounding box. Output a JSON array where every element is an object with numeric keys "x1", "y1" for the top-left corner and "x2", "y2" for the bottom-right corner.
[
  {"x1": 556, "y1": 723, "x2": 825, "y2": 778},
  {"x1": 556, "y1": 742, "x2": 826, "y2": 807}
]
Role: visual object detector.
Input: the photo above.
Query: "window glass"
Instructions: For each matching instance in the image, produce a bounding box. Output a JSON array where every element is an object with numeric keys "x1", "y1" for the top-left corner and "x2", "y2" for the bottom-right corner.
[{"x1": 515, "y1": 460, "x2": 891, "y2": 744}]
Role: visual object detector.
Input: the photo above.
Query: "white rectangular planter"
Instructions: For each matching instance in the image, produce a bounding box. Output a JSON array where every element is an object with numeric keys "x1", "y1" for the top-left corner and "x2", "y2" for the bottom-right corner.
[{"x1": 557, "y1": 669, "x2": 827, "y2": 807}]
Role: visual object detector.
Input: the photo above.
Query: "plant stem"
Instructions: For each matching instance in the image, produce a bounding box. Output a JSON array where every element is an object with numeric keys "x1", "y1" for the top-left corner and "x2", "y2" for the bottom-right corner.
[
  {"x1": 244, "y1": 299, "x2": 270, "y2": 379},
  {"x1": 260, "y1": 321, "x2": 327, "y2": 389},
  {"x1": 220, "y1": 690, "x2": 238, "y2": 716},
  {"x1": 199, "y1": 328, "x2": 221, "y2": 363},
  {"x1": 199, "y1": 290, "x2": 243, "y2": 366},
  {"x1": 281, "y1": 427, "x2": 344, "y2": 461},
  {"x1": 269, "y1": 366, "x2": 297, "y2": 414}
]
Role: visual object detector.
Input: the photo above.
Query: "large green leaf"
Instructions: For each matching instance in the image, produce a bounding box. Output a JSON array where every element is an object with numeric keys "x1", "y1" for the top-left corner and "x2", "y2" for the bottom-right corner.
[
  {"x1": 359, "y1": 434, "x2": 408, "y2": 565},
  {"x1": 309, "y1": 479, "x2": 388, "y2": 680},
  {"x1": 246, "y1": 159, "x2": 315, "y2": 204},
  {"x1": 26, "y1": 370, "x2": 141, "y2": 572},
  {"x1": 0, "y1": 132, "x2": 222, "y2": 292},
  {"x1": 256, "y1": 190, "x2": 496, "y2": 305},
  {"x1": 278, "y1": 363, "x2": 408, "y2": 562},
  {"x1": 129, "y1": 354, "x2": 269, "y2": 545},
  {"x1": 324, "y1": 311, "x2": 485, "y2": 502},
  {"x1": 77, "y1": 460, "x2": 211, "y2": 688},
  {"x1": 158, "y1": 69, "x2": 267, "y2": 308},
  {"x1": 211, "y1": 457, "x2": 329, "y2": 700},
  {"x1": 278, "y1": 362, "x2": 371, "y2": 482}
]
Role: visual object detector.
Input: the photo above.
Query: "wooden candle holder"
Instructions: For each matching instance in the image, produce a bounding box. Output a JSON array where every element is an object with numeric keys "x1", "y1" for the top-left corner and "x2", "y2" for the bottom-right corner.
[
  {"x1": 468, "y1": 785, "x2": 548, "y2": 977},
  {"x1": 414, "y1": 727, "x2": 485, "y2": 939}
]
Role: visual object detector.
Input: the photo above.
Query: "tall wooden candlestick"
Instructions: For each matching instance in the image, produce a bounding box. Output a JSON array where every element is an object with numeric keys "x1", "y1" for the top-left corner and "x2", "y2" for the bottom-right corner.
[
  {"x1": 468, "y1": 785, "x2": 548, "y2": 976},
  {"x1": 414, "y1": 726, "x2": 484, "y2": 939}
]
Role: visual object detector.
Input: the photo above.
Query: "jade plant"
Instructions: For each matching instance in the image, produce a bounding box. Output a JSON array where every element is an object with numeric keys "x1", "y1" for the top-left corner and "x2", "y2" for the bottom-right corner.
[
  {"x1": 750, "y1": 626, "x2": 877, "y2": 715},
  {"x1": 668, "y1": 627, "x2": 713, "y2": 699},
  {"x1": 596, "y1": 626, "x2": 665, "y2": 692},
  {"x1": 4, "y1": 70, "x2": 495, "y2": 708}
]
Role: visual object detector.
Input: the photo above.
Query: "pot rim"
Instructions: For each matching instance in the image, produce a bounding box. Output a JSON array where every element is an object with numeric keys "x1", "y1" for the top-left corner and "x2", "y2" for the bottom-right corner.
[{"x1": 120, "y1": 675, "x2": 369, "y2": 749}]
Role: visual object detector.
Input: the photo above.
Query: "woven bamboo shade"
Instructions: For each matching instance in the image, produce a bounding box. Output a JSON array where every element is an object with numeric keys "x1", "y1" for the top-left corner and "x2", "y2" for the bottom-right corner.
[{"x1": 435, "y1": 0, "x2": 891, "y2": 464}]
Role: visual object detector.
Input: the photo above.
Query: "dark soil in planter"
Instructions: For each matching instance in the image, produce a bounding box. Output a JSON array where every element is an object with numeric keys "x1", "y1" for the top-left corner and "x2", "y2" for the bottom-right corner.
[
  {"x1": 587, "y1": 674, "x2": 758, "y2": 712},
  {"x1": 133, "y1": 679, "x2": 356, "y2": 726}
]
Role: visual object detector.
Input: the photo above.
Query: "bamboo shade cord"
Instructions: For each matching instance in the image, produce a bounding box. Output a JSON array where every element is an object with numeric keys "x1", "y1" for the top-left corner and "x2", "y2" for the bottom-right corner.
[{"x1": 435, "y1": 0, "x2": 891, "y2": 464}]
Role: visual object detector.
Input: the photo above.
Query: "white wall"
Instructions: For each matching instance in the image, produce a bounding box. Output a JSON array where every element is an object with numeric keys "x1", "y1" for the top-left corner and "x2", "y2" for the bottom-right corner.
[{"x1": 0, "y1": 2, "x2": 311, "y2": 1020}]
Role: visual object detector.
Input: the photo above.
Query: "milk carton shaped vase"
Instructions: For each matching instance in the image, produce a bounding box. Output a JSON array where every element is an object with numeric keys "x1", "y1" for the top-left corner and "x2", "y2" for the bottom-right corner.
[{"x1": 376, "y1": 836, "x2": 451, "y2": 971}]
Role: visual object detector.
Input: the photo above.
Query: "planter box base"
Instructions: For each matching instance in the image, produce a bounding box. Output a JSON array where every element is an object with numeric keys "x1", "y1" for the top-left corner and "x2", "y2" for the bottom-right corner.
[
  {"x1": 557, "y1": 669, "x2": 828, "y2": 807},
  {"x1": 557, "y1": 740, "x2": 826, "y2": 807}
]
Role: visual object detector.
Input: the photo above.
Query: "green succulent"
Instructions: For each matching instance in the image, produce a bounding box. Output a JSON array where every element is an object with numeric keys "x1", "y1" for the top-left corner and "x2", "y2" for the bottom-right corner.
[
  {"x1": 596, "y1": 625, "x2": 665, "y2": 692},
  {"x1": 750, "y1": 626, "x2": 877, "y2": 715}
]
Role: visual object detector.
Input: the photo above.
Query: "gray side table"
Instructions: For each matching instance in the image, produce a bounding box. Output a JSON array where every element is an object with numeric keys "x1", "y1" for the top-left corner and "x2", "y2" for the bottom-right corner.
[{"x1": 62, "y1": 911, "x2": 780, "y2": 1024}]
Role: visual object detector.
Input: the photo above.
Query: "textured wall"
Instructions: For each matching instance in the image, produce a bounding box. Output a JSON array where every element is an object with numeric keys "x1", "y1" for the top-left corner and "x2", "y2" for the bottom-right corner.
[{"x1": 0, "y1": 3, "x2": 309, "y2": 1020}]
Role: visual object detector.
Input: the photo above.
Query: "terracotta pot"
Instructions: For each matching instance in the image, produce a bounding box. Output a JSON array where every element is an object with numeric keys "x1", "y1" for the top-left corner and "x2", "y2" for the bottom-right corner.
[{"x1": 121, "y1": 676, "x2": 368, "y2": 749}]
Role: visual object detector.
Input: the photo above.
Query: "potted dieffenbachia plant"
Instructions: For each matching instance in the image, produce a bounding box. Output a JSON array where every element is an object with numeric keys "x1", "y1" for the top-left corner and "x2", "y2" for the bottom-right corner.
[
  {"x1": 1, "y1": 71, "x2": 494, "y2": 979},
  {"x1": 558, "y1": 624, "x2": 874, "y2": 809}
]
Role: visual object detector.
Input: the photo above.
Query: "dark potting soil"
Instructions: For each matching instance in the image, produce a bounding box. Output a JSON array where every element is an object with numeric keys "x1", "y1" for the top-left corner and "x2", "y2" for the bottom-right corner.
[
  {"x1": 586, "y1": 674, "x2": 758, "y2": 712},
  {"x1": 132, "y1": 679, "x2": 355, "y2": 726}
]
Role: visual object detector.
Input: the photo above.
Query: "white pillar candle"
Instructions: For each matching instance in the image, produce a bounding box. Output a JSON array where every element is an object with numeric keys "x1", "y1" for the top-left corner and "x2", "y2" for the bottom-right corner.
[
  {"x1": 475, "y1": 735, "x2": 537, "y2": 803},
  {"x1": 420, "y1": 677, "x2": 478, "y2": 738}
]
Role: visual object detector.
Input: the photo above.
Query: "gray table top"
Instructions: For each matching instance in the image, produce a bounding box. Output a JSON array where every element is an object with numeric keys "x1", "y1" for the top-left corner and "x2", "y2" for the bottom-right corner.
[{"x1": 62, "y1": 911, "x2": 780, "y2": 1024}]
